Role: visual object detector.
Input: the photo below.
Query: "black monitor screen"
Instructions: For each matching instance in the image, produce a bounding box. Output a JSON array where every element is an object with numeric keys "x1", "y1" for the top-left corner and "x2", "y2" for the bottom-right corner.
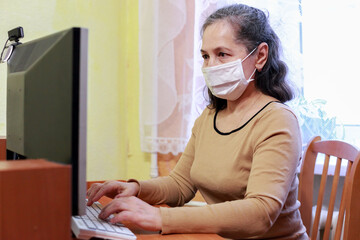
[{"x1": 6, "y1": 27, "x2": 88, "y2": 216}]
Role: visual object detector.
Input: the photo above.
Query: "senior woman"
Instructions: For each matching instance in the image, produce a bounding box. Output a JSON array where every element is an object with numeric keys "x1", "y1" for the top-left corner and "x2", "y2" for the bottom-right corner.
[{"x1": 87, "y1": 4, "x2": 308, "y2": 240}]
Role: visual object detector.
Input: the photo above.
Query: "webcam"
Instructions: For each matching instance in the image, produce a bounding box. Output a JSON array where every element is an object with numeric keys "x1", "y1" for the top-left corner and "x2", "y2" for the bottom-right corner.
[
  {"x1": 8, "y1": 27, "x2": 24, "y2": 43},
  {"x1": 0, "y1": 26, "x2": 24, "y2": 63}
]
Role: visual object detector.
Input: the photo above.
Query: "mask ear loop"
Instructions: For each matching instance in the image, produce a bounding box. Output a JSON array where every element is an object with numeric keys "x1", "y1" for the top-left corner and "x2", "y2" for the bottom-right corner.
[
  {"x1": 248, "y1": 68, "x2": 257, "y2": 82},
  {"x1": 241, "y1": 47, "x2": 258, "y2": 82},
  {"x1": 241, "y1": 47, "x2": 258, "y2": 63}
]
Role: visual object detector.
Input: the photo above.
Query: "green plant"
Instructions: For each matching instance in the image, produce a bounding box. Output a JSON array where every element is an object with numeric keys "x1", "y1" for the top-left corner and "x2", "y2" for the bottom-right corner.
[{"x1": 289, "y1": 96, "x2": 343, "y2": 148}]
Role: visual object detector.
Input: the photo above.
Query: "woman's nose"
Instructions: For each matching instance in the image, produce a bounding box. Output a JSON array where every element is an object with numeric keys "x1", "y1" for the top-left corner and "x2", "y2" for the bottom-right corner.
[{"x1": 206, "y1": 57, "x2": 219, "y2": 67}]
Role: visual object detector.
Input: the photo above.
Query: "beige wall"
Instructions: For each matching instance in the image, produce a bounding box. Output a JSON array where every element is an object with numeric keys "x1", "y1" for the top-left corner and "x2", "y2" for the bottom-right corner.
[{"x1": 0, "y1": 0, "x2": 151, "y2": 181}]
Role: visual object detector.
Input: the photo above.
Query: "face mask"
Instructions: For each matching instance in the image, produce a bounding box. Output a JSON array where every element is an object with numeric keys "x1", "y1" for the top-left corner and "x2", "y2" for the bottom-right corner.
[{"x1": 202, "y1": 48, "x2": 257, "y2": 101}]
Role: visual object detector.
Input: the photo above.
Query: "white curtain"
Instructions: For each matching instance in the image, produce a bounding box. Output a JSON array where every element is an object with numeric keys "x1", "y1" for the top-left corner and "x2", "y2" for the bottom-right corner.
[
  {"x1": 139, "y1": 0, "x2": 194, "y2": 155},
  {"x1": 139, "y1": 0, "x2": 302, "y2": 155}
]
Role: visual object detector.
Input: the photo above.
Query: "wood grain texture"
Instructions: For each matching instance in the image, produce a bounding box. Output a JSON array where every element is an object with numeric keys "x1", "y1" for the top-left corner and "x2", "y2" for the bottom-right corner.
[{"x1": 0, "y1": 159, "x2": 71, "y2": 240}]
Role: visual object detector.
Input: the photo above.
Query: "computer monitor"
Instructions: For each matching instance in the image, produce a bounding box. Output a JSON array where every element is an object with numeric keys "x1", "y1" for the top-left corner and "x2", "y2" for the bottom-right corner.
[{"x1": 6, "y1": 27, "x2": 88, "y2": 216}]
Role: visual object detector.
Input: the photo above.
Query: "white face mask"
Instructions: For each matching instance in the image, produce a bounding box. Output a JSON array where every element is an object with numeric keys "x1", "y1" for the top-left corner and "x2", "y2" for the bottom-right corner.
[{"x1": 202, "y1": 48, "x2": 257, "y2": 101}]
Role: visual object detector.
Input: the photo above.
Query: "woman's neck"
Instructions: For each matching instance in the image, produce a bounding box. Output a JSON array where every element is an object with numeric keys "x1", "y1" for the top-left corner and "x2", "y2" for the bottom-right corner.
[{"x1": 225, "y1": 84, "x2": 263, "y2": 114}]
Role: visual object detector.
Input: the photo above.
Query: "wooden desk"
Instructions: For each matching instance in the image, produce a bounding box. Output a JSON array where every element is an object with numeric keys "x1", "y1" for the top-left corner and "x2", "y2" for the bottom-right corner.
[
  {"x1": 77, "y1": 182, "x2": 224, "y2": 240},
  {"x1": 0, "y1": 159, "x2": 71, "y2": 240}
]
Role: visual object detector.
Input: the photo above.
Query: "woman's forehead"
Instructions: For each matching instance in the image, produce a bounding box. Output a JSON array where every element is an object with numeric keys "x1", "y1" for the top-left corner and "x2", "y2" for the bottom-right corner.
[
  {"x1": 203, "y1": 20, "x2": 235, "y2": 37},
  {"x1": 201, "y1": 20, "x2": 242, "y2": 50}
]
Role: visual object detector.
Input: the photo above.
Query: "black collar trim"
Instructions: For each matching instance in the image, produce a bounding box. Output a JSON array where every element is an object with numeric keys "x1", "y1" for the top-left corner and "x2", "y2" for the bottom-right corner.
[{"x1": 214, "y1": 101, "x2": 281, "y2": 135}]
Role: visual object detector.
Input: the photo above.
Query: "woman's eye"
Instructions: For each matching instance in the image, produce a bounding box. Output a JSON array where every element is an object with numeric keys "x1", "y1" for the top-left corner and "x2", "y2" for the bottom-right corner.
[
  {"x1": 218, "y1": 52, "x2": 227, "y2": 57},
  {"x1": 202, "y1": 54, "x2": 209, "y2": 60}
]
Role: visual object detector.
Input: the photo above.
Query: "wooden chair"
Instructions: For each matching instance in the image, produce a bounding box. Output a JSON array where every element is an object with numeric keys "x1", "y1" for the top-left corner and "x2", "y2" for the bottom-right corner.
[{"x1": 298, "y1": 136, "x2": 360, "y2": 240}]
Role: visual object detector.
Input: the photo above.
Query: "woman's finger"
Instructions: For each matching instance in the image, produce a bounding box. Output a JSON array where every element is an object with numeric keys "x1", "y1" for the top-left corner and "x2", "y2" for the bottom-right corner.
[
  {"x1": 86, "y1": 183, "x2": 103, "y2": 205},
  {"x1": 110, "y1": 210, "x2": 137, "y2": 224},
  {"x1": 99, "y1": 197, "x2": 128, "y2": 219},
  {"x1": 87, "y1": 181, "x2": 123, "y2": 206}
]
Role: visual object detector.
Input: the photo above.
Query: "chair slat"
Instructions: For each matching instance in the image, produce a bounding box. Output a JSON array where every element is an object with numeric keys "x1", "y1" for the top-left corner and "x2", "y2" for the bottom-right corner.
[
  {"x1": 334, "y1": 162, "x2": 352, "y2": 240},
  {"x1": 323, "y1": 157, "x2": 342, "y2": 240},
  {"x1": 311, "y1": 154, "x2": 330, "y2": 239}
]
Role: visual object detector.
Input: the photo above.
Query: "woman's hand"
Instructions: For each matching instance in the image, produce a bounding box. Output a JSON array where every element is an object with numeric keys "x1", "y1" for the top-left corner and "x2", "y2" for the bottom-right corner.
[
  {"x1": 87, "y1": 180, "x2": 140, "y2": 206},
  {"x1": 99, "y1": 196, "x2": 162, "y2": 232}
]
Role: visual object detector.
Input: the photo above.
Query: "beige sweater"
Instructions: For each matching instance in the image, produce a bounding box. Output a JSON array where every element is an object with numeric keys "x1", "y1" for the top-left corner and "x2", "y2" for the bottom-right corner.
[{"x1": 137, "y1": 102, "x2": 308, "y2": 239}]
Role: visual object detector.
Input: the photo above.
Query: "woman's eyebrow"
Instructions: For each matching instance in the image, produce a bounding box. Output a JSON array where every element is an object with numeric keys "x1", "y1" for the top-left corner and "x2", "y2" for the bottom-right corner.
[{"x1": 201, "y1": 46, "x2": 232, "y2": 53}]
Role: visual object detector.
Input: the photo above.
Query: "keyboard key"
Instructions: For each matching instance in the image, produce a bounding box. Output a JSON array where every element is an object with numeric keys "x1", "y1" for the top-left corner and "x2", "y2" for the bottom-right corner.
[
  {"x1": 92, "y1": 219, "x2": 107, "y2": 231},
  {"x1": 83, "y1": 219, "x2": 97, "y2": 229},
  {"x1": 103, "y1": 222, "x2": 116, "y2": 232},
  {"x1": 113, "y1": 225, "x2": 127, "y2": 233}
]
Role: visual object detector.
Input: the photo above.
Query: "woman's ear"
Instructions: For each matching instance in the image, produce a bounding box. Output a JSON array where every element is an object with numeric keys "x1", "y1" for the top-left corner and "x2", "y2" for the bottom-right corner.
[{"x1": 255, "y1": 42, "x2": 268, "y2": 72}]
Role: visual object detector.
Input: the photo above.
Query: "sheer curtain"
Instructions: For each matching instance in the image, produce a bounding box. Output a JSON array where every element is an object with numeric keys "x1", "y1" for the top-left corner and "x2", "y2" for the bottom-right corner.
[
  {"x1": 139, "y1": 0, "x2": 302, "y2": 155},
  {"x1": 139, "y1": 0, "x2": 195, "y2": 155}
]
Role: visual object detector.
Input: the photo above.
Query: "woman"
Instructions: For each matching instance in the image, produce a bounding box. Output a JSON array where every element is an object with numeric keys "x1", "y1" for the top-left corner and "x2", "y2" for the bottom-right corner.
[{"x1": 87, "y1": 4, "x2": 308, "y2": 239}]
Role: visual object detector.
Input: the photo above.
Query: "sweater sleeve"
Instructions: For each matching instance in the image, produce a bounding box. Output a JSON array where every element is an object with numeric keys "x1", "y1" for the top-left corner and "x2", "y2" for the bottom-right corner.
[
  {"x1": 159, "y1": 107, "x2": 302, "y2": 238},
  {"x1": 135, "y1": 111, "x2": 205, "y2": 206}
]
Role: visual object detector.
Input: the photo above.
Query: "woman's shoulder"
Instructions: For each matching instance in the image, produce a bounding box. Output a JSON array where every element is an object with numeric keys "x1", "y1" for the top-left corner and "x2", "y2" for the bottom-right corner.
[
  {"x1": 191, "y1": 106, "x2": 215, "y2": 131},
  {"x1": 250, "y1": 101, "x2": 302, "y2": 147},
  {"x1": 260, "y1": 101, "x2": 298, "y2": 121},
  {"x1": 249, "y1": 101, "x2": 301, "y2": 135},
  {"x1": 197, "y1": 106, "x2": 216, "y2": 120}
]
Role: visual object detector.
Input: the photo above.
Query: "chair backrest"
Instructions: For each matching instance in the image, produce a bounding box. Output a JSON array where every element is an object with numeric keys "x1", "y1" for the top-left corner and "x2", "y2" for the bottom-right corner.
[{"x1": 298, "y1": 136, "x2": 360, "y2": 240}]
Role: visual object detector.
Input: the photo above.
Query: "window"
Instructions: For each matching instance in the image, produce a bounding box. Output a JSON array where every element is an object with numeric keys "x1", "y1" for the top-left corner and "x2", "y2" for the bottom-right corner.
[{"x1": 302, "y1": 0, "x2": 360, "y2": 148}]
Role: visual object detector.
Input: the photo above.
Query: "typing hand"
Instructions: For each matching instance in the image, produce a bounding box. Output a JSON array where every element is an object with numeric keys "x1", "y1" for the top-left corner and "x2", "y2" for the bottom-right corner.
[
  {"x1": 87, "y1": 180, "x2": 140, "y2": 206},
  {"x1": 98, "y1": 196, "x2": 162, "y2": 232}
]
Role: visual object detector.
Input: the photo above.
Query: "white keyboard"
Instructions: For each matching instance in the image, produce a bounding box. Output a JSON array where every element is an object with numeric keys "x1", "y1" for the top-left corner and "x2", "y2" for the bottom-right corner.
[{"x1": 71, "y1": 201, "x2": 137, "y2": 240}]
